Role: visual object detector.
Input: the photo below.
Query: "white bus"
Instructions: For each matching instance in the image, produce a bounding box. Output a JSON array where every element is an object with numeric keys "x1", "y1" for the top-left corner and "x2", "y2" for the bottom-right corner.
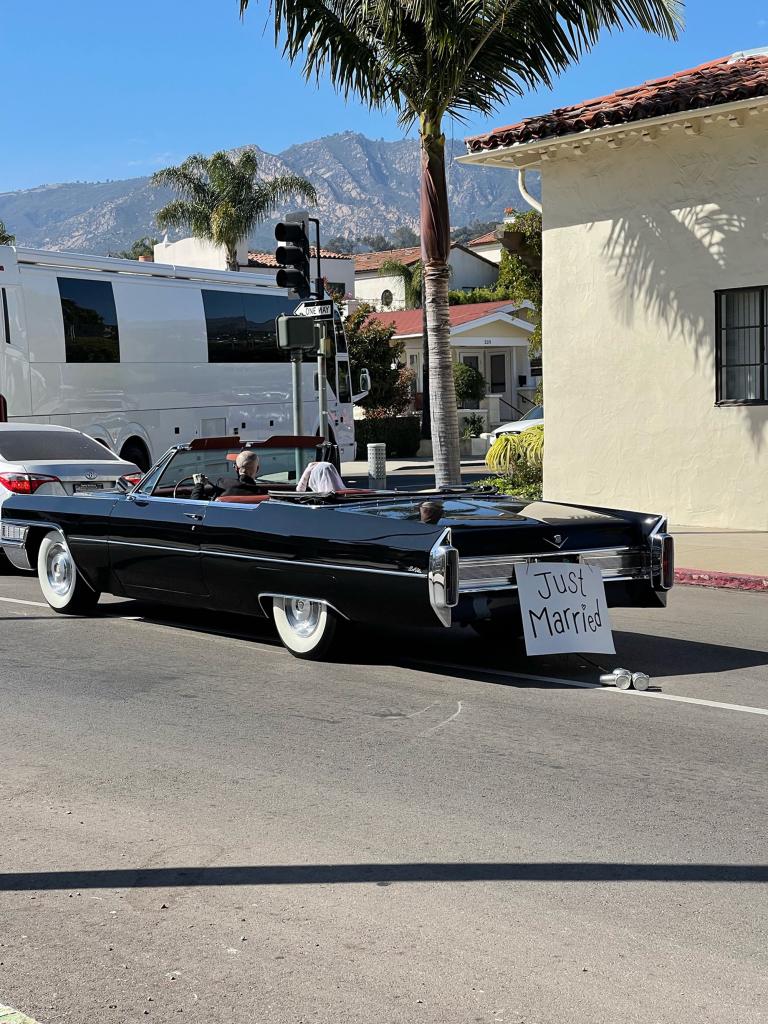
[{"x1": 0, "y1": 246, "x2": 361, "y2": 470}]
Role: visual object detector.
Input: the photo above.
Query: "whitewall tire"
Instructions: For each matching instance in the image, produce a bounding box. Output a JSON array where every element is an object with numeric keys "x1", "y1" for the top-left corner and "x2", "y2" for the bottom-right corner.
[
  {"x1": 272, "y1": 596, "x2": 338, "y2": 660},
  {"x1": 37, "y1": 532, "x2": 100, "y2": 614}
]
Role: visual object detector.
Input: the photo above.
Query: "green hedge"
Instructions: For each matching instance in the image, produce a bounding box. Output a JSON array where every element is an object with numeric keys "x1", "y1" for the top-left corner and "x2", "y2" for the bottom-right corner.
[{"x1": 354, "y1": 416, "x2": 422, "y2": 460}]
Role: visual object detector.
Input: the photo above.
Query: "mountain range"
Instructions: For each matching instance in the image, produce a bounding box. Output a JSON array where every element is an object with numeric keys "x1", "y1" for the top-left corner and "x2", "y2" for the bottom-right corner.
[{"x1": 0, "y1": 132, "x2": 540, "y2": 255}]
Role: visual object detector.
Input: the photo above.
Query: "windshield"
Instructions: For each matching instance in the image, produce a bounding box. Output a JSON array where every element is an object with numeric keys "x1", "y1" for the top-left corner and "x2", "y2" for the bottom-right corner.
[
  {"x1": 521, "y1": 405, "x2": 543, "y2": 421},
  {"x1": 151, "y1": 445, "x2": 317, "y2": 497},
  {"x1": 0, "y1": 429, "x2": 119, "y2": 462}
]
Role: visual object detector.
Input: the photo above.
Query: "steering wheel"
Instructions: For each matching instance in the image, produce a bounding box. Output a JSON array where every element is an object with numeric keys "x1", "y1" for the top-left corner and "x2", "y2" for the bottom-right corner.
[{"x1": 172, "y1": 475, "x2": 219, "y2": 499}]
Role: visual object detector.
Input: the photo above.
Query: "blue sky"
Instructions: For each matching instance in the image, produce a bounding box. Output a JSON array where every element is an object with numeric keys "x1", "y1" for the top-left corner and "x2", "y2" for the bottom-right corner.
[{"x1": 2, "y1": 0, "x2": 767, "y2": 193}]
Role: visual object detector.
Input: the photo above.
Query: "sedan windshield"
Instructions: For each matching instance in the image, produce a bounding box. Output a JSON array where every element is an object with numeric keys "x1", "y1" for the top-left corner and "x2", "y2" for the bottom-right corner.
[{"x1": 0, "y1": 429, "x2": 118, "y2": 461}]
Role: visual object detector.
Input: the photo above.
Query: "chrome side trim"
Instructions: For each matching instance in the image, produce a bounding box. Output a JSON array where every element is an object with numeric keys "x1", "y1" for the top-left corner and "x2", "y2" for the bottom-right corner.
[
  {"x1": 101, "y1": 537, "x2": 424, "y2": 578},
  {"x1": 257, "y1": 593, "x2": 350, "y2": 620}
]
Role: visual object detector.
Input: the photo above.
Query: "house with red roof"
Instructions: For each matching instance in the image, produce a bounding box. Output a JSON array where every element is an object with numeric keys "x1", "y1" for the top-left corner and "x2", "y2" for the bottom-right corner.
[
  {"x1": 369, "y1": 300, "x2": 537, "y2": 428},
  {"x1": 354, "y1": 242, "x2": 498, "y2": 310},
  {"x1": 462, "y1": 49, "x2": 768, "y2": 530}
]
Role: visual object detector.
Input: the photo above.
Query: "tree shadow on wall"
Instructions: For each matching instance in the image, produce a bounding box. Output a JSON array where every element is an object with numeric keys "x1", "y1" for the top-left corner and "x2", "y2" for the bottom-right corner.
[{"x1": 599, "y1": 202, "x2": 768, "y2": 451}]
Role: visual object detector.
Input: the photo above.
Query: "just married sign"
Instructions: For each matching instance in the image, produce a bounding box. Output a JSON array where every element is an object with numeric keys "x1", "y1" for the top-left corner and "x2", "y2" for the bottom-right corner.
[{"x1": 516, "y1": 561, "x2": 616, "y2": 656}]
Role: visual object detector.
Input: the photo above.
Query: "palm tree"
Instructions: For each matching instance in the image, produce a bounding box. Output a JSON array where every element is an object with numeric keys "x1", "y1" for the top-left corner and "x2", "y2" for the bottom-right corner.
[
  {"x1": 239, "y1": 0, "x2": 681, "y2": 486},
  {"x1": 152, "y1": 150, "x2": 317, "y2": 271},
  {"x1": 379, "y1": 258, "x2": 422, "y2": 310},
  {"x1": 0, "y1": 220, "x2": 15, "y2": 245}
]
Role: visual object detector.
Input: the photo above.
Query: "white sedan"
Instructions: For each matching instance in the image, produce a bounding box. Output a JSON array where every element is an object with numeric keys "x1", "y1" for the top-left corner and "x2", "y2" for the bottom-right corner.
[
  {"x1": 484, "y1": 405, "x2": 543, "y2": 442},
  {"x1": 0, "y1": 424, "x2": 140, "y2": 565}
]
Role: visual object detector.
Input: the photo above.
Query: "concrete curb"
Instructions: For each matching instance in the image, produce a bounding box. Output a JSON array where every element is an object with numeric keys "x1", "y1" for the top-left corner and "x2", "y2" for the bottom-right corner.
[{"x1": 675, "y1": 567, "x2": 768, "y2": 592}]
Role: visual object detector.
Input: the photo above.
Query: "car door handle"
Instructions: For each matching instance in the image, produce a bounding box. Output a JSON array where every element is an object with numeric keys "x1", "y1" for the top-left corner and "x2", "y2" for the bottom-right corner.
[{"x1": 183, "y1": 512, "x2": 204, "y2": 521}]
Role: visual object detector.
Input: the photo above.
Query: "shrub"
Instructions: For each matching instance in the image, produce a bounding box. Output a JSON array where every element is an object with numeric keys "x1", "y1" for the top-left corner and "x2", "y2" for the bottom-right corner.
[
  {"x1": 453, "y1": 362, "x2": 487, "y2": 406},
  {"x1": 355, "y1": 415, "x2": 421, "y2": 460},
  {"x1": 461, "y1": 412, "x2": 485, "y2": 438},
  {"x1": 472, "y1": 475, "x2": 542, "y2": 501}
]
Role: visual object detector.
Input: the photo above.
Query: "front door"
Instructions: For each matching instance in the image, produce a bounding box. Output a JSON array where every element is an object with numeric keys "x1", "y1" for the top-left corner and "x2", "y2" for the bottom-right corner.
[
  {"x1": 109, "y1": 494, "x2": 209, "y2": 600},
  {"x1": 459, "y1": 353, "x2": 481, "y2": 409}
]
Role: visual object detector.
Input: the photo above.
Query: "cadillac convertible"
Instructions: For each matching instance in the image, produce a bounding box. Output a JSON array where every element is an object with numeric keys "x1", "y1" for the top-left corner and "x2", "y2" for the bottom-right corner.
[{"x1": 0, "y1": 435, "x2": 674, "y2": 659}]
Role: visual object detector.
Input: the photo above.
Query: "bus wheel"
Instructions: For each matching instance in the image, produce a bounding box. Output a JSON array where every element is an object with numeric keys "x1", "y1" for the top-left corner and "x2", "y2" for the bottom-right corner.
[{"x1": 120, "y1": 439, "x2": 151, "y2": 473}]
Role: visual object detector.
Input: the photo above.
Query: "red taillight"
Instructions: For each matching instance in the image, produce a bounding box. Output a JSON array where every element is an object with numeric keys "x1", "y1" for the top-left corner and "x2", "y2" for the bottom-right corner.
[
  {"x1": 123, "y1": 474, "x2": 143, "y2": 486},
  {"x1": 0, "y1": 473, "x2": 62, "y2": 494}
]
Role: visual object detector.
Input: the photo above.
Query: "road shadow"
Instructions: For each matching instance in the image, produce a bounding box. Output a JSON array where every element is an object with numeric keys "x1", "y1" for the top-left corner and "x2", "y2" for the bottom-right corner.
[
  {"x1": 93, "y1": 600, "x2": 768, "y2": 686},
  {"x1": 0, "y1": 861, "x2": 766, "y2": 891}
]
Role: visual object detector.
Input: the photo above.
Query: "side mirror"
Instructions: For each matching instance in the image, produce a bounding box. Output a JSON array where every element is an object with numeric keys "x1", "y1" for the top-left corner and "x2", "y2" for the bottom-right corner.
[{"x1": 359, "y1": 368, "x2": 371, "y2": 393}]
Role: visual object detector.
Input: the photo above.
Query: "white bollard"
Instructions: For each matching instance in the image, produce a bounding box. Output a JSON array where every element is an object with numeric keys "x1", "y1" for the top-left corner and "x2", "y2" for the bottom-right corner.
[{"x1": 368, "y1": 442, "x2": 386, "y2": 490}]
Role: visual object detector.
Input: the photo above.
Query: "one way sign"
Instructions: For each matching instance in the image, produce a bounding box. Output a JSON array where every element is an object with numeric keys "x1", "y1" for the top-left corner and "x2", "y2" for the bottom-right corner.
[{"x1": 293, "y1": 300, "x2": 334, "y2": 319}]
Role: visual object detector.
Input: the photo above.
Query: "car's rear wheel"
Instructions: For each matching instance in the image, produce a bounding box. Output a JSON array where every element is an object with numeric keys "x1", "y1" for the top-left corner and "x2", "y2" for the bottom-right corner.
[
  {"x1": 272, "y1": 596, "x2": 337, "y2": 659},
  {"x1": 37, "y1": 532, "x2": 100, "y2": 614}
]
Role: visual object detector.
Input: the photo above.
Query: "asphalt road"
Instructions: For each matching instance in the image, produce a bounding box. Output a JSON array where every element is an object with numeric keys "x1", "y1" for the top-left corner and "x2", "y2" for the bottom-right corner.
[{"x1": 0, "y1": 573, "x2": 766, "y2": 1024}]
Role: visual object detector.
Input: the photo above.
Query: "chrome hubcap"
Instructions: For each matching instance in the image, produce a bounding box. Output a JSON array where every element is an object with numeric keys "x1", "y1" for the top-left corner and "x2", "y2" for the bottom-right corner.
[
  {"x1": 284, "y1": 598, "x2": 321, "y2": 638},
  {"x1": 46, "y1": 543, "x2": 73, "y2": 597}
]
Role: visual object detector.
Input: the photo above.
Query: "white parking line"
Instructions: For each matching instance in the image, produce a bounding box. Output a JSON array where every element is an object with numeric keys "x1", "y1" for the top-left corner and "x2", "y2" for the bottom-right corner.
[
  {"x1": 0, "y1": 1001, "x2": 42, "y2": 1023},
  {"x1": 424, "y1": 661, "x2": 768, "y2": 718},
  {"x1": 0, "y1": 596, "x2": 48, "y2": 609}
]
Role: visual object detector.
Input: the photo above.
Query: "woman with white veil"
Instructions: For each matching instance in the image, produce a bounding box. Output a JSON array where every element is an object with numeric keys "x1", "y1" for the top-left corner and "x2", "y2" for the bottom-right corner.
[{"x1": 296, "y1": 461, "x2": 346, "y2": 493}]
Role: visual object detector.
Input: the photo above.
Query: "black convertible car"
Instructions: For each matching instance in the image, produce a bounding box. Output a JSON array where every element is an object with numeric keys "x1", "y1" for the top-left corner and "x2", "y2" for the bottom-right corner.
[{"x1": 0, "y1": 435, "x2": 674, "y2": 659}]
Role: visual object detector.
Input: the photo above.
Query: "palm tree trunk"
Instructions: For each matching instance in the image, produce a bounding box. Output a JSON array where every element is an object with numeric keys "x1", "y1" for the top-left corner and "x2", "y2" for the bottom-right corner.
[
  {"x1": 226, "y1": 244, "x2": 240, "y2": 272},
  {"x1": 420, "y1": 277, "x2": 431, "y2": 440},
  {"x1": 420, "y1": 115, "x2": 460, "y2": 487}
]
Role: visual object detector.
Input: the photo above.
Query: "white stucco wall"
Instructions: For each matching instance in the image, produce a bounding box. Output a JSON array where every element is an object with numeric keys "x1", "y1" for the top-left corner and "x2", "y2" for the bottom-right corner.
[
  {"x1": 355, "y1": 272, "x2": 407, "y2": 310},
  {"x1": 355, "y1": 247, "x2": 499, "y2": 310},
  {"x1": 541, "y1": 115, "x2": 768, "y2": 529},
  {"x1": 154, "y1": 237, "x2": 249, "y2": 270}
]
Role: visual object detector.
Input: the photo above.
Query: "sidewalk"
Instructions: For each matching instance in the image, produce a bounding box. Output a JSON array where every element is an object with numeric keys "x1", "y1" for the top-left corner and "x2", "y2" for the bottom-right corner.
[{"x1": 672, "y1": 526, "x2": 768, "y2": 592}]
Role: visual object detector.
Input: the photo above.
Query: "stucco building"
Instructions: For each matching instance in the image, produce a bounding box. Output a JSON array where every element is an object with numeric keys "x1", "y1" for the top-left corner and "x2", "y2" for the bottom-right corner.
[
  {"x1": 154, "y1": 237, "x2": 354, "y2": 296},
  {"x1": 463, "y1": 50, "x2": 768, "y2": 530},
  {"x1": 354, "y1": 243, "x2": 498, "y2": 310},
  {"x1": 369, "y1": 300, "x2": 537, "y2": 429}
]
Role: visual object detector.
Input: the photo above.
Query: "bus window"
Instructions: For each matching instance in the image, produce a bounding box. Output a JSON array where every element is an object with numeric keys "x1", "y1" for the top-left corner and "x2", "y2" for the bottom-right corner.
[
  {"x1": 337, "y1": 360, "x2": 352, "y2": 404},
  {"x1": 57, "y1": 278, "x2": 120, "y2": 363},
  {"x1": 203, "y1": 290, "x2": 297, "y2": 363},
  {"x1": 1, "y1": 289, "x2": 10, "y2": 344}
]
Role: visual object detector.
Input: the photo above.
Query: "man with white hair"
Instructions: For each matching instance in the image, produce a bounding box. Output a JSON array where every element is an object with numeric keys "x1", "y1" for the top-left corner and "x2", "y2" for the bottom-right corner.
[{"x1": 191, "y1": 449, "x2": 263, "y2": 500}]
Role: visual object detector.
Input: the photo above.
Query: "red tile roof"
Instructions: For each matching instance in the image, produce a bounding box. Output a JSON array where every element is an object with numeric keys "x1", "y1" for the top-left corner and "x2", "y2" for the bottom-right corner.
[
  {"x1": 247, "y1": 248, "x2": 352, "y2": 268},
  {"x1": 467, "y1": 230, "x2": 500, "y2": 247},
  {"x1": 368, "y1": 300, "x2": 520, "y2": 336},
  {"x1": 354, "y1": 246, "x2": 421, "y2": 273},
  {"x1": 465, "y1": 52, "x2": 768, "y2": 153}
]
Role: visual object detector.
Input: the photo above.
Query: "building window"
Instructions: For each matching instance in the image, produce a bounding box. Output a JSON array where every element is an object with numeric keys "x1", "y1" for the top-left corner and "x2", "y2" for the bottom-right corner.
[
  {"x1": 202, "y1": 290, "x2": 297, "y2": 362},
  {"x1": 58, "y1": 277, "x2": 120, "y2": 363},
  {"x1": 530, "y1": 355, "x2": 542, "y2": 377},
  {"x1": 716, "y1": 288, "x2": 768, "y2": 403},
  {"x1": 381, "y1": 289, "x2": 393, "y2": 308}
]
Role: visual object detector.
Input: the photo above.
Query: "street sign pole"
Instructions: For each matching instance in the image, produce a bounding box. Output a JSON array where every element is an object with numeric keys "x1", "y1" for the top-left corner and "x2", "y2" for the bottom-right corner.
[
  {"x1": 317, "y1": 322, "x2": 330, "y2": 442},
  {"x1": 291, "y1": 350, "x2": 304, "y2": 480}
]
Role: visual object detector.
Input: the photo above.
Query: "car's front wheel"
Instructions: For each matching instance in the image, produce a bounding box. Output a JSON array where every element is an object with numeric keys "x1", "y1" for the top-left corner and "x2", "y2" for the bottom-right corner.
[
  {"x1": 272, "y1": 596, "x2": 338, "y2": 659},
  {"x1": 37, "y1": 532, "x2": 100, "y2": 614}
]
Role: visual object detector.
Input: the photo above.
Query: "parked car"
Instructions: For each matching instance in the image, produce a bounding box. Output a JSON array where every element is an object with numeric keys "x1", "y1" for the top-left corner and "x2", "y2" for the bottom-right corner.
[
  {"x1": 485, "y1": 405, "x2": 543, "y2": 442},
  {"x1": 0, "y1": 423, "x2": 140, "y2": 522},
  {"x1": 0, "y1": 434, "x2": 674, "y2": 660}
]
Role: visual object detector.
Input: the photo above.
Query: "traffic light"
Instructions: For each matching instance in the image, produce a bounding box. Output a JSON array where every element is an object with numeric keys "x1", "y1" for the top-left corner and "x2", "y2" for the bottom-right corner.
[{"x1": 275, "y1": 221, "x2": 311, "y2": 298}]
